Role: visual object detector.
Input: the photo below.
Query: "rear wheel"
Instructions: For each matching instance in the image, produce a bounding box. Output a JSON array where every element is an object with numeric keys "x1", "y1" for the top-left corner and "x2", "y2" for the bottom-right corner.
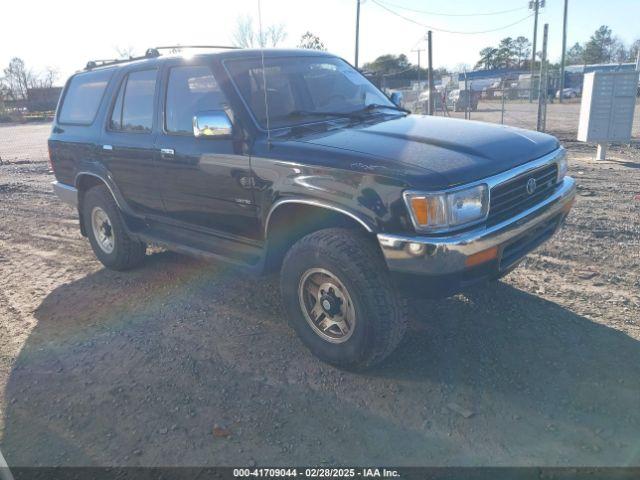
[
  {"x1": 82, "y1": 185, "x2": 146, "y2": 271},
  {"x1": 280, "y1": 228, "x2": 408, "y2": 369}
]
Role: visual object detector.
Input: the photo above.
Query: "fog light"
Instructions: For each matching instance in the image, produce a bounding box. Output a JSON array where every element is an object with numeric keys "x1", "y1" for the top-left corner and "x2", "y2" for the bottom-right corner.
[
  {"x1": 465, "y1": 246, "x2": 498, "y2": 267},
  {"x1": 407, "y1": 242, "x2": 426, "y2": 256}
]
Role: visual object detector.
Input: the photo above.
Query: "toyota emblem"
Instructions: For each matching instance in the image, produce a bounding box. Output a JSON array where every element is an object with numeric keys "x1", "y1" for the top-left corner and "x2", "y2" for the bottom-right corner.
[{"x1": 526, "y1": 177, "x2": 537, "y2": 195}]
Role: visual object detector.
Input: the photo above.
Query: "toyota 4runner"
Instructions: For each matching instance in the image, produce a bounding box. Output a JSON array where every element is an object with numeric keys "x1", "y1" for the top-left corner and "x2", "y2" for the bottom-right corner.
[{"x1": 49, "y1": 47, "x2": 576, "y2": 368}]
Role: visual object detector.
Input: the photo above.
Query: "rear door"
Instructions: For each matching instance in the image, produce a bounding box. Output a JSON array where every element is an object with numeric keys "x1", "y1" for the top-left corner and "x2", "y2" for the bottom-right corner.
[
  {"x1": 154, "y1": 61, "x2": 258, "y2": 239},
  {"x1": 100, "y1": 68, "x2": 164, "y2": 216}
]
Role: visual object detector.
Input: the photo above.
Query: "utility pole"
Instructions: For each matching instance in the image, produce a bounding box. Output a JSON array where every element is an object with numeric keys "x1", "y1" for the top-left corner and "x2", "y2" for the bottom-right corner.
[
  {"x1": 427, "y1": 31, "x2": 434, "y2": 115},
  {"x1": 412, "y1": 48, "x2": 425, "y2": 88},
  {"x1": 529, "y1": 0, "x2": 544, "y2": 102},
  {"x1": 355, "y1": 0, "x2": 361, "y2": 69},
  {"x1": 537, "y1": 23, "x2": 549, "y2": 132},
  {"x1": 559, "y1": 0, "x2": 568, "y2": 103},
  {"x1": 501, "y1": 79, "x2": 506, "y2": 124}
]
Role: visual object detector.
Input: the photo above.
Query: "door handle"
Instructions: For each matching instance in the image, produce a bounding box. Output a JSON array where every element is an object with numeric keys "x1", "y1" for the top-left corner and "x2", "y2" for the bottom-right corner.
[{"x1": 160, "y1": 148, "x2": 175, "y2": 159}]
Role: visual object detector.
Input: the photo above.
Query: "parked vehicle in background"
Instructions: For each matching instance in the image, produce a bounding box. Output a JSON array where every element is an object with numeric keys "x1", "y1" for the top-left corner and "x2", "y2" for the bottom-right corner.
[
  {"x1": 448, "y1": 89, "x2": 479, "y2": 112},
  {"x1": 556, "y1": 88, "x2": 580, "y2": 99},
  {"x1": 49, "y1": 48, "x2": 576, "y2": 369},
  {"x1": 418, "y1": 88, "x2": 444, "y2": 112}
]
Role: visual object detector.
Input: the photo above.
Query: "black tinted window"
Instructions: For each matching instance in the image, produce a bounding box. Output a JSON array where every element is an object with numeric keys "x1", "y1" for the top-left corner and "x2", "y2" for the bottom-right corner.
[
  {"x1": 110, "y1": 69, "x2": 157, "y2": 132},
  {"x1": 165, "y1": 65, "x2": 228, "y2": 134},
  {"x1": 58, "y1": 70, "x2": 112, "y2": 125}
]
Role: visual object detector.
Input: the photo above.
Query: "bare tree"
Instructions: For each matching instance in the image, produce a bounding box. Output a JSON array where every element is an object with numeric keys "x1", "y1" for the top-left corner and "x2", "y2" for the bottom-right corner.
[
  {"x1": 1, "y1": 58, "x2": 61, "y2": 101},
  {"x1": 40, "y1": 67, "x2": 58, "y2": 88},
  {"x1": 264, "y1": 24, "x2": 287, "y2": 48},
  {"x1": 115, "y1": 46, "x2": 137, "y2": 59},
  {"x1": 3, "y1": 58, "x2": 33, "y2": 100},
  {"x1": 232, "y1": 15, "x2": 256, "y2": 48},
  {"x1": 231, "y1": 15, "x2": 287, "y2": 48}
]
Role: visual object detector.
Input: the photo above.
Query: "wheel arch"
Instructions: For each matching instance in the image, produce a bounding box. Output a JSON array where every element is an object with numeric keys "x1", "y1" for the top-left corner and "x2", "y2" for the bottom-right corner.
[
  {"x1": 75, "y1": 172, "x2": 125, "y2": 237},
  {"x1": 263, "y1": 199, "x2": 376, "y2": 273}
]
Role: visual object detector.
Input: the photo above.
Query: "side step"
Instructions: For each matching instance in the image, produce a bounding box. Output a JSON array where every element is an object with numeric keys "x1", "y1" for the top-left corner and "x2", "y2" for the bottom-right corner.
[{"x1": 130, "y1": 220, "x2": 264, "y2": 269}]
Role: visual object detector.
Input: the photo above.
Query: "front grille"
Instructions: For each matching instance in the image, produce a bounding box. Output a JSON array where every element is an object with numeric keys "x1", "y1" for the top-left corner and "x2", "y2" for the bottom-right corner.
[{"x1": 487, "y1": 163, "x2": 558, "y2": 226}]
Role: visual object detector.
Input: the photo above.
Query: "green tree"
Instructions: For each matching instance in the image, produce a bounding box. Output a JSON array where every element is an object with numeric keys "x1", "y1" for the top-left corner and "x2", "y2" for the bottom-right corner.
[
  {"x1": 298, "y1": 32, "x2": 326, "y2": 51},
  {"x1": 475, "y1": 36, "x2": 531, "y2": 70},
  {"x1": 583, "y1": 25, "x2": 621, "y2": 64},
  {"x1": 495, "y1": 37, "x2": 516, "y2": 68},
  {"x1": 362, "y1": 54, "x2": 411, "y2": 74},
  {"x1": 566, "y1": 42, "x2": 585, "y2": 65},
  {"x1": 475, "y1": 47, "x2": 499, "y2": 70},
  {"x1": 513, "y1": 36, "x2": 531, "y2": 68}
]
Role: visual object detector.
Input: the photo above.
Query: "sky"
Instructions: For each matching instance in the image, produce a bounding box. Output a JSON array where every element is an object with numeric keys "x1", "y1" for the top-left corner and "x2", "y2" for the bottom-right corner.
[{"x1": 1, "y1": 0, "x2": 639, "y2": 85}]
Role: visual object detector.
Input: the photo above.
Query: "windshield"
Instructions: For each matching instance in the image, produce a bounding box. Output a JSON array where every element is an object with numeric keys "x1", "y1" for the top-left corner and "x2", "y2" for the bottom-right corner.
[{"x1": 225, "y1": 56, "x2": 397, "y2": 129}]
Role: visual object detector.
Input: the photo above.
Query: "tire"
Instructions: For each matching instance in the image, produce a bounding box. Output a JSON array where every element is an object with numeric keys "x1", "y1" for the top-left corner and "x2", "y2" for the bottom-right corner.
[
  {"x1": 82, "y1": 185, "x2": 146, "y2": 271},
  {"x1": 280, "y1": 228, "x2": 408, "y2": 369}
]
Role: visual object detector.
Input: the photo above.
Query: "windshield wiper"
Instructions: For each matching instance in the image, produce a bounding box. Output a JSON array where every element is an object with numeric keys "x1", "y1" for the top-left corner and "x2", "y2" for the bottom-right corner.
[
  {"x1": 357, "y1": 103, "x2": 411, "y2": 114},
  {"x1": 281, "y1": 110, "x2": 361, "y2": 120},
  {"x1": 273, "y1": 105, "x2": 409, "y2": 127}
]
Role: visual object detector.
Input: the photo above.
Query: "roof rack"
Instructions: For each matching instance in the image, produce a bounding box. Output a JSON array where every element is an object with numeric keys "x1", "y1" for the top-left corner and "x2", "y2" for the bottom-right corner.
[
  {"x1": 154, "y1": 45, "x2": 240, "y2": 51},
  {"x1": 84, "y1": 45, "x2": 239, "y2": 70}
]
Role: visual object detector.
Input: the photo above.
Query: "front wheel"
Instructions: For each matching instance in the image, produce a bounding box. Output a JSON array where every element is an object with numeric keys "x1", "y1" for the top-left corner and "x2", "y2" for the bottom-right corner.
[{"x1": 280, "y1": 228, "x2": 408, "y2": 369}]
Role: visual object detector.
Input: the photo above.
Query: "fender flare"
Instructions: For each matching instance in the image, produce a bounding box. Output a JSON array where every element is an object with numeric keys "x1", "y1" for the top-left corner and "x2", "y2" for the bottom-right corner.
[
  {"x1": 74, "y1": 171, "x2": 135, "y2": 217},
  {"x1": 264, "y1": 198, "x2": 375, "y2": 239}
]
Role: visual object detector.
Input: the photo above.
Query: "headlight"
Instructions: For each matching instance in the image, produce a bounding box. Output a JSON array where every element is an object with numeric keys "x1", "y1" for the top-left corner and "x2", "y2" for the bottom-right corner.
[
  {"x1": 556, "y1": 150, "x2": 568, "y2": 182},
  {"x1": 404, "y1": 184, "x2": 489, "y2": 233}
]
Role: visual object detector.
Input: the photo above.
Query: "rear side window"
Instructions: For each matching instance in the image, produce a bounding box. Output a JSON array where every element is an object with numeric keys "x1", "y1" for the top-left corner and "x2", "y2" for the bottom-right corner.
[
  {"x1": 165, "y1": 65, "x2": 228, "y2": 134},
  {"x1": 110, "y1": 69, "x2": 157, "y2": 133},
  {"x1": 58, "y1": 70, "x2": 113, "y2": 125}
]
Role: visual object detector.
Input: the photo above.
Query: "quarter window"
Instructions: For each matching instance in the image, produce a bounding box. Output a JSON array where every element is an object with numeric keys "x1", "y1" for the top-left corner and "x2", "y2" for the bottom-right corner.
[
  {"x1": 165, "y1": 65, "x2": 229, "y2": 134},
  {"x1": 58, "y1": 69, "x2": 113, "y2": 125},
  {"x1": 110, "y1": 69, "x2": 157, "y2": 133}
]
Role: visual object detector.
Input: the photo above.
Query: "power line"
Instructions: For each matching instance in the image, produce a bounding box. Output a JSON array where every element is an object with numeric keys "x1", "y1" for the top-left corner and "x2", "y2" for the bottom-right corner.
[
  {"x1": 376, "y1": 0, "x2": 528, "y2": 17},
  {"x1": 371, "y1": 0, "x2": 535, "y2": 35}
]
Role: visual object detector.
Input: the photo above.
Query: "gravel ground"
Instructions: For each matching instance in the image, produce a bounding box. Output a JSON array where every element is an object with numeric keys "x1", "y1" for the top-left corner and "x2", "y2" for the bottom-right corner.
[{"x1": 0, "y1": 121, "x2": 639, "y2": 467}]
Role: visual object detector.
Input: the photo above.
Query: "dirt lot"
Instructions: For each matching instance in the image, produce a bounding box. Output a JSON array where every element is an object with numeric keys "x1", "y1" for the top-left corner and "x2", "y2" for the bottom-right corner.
[{"x1": 0, "y1": 121, "x2": 639, "y2": 467}]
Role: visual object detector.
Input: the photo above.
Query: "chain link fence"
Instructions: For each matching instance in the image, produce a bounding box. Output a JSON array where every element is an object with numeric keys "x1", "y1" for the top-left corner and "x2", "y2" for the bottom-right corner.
[{"x1": 399, "y1": 71, "x2": 640, "y2": 142}]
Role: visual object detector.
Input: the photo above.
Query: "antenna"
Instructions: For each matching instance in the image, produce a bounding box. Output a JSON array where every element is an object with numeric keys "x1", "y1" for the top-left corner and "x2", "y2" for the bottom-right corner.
[{"x1": 257, "y1": 0, "x2": 272, "y2": 147}]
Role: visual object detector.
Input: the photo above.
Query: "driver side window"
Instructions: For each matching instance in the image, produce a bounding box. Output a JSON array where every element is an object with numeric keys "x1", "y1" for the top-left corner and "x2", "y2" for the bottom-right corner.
[{"x1": 165, "y1": 65, "x2": 229, "y2": 135}]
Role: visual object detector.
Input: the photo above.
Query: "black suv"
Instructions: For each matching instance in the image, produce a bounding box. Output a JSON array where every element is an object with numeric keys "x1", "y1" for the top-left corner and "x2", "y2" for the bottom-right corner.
[{"x1": 50, "y1": 48, "x2": 576, "y2": 368}]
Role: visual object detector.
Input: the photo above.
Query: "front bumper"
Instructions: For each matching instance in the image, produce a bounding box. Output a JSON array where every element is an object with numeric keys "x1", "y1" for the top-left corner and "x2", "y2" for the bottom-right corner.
[{"x1": 378, "y1": 176, "x2": 576, "y2": 285}]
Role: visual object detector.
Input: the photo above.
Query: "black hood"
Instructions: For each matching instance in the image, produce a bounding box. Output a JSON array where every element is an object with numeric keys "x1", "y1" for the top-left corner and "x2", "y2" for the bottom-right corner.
[{"x1": 295, "y1": 114, "x2": 560, "y2": 187}]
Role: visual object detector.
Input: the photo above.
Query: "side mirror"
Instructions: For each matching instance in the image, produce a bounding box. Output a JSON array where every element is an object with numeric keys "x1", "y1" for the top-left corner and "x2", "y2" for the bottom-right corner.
[
  {"x1": 193, "y1": 110, "x2": 232, "y2": 138},
  {"x1": 390, "y1": 91, "x2": 403, "y2": 107}
]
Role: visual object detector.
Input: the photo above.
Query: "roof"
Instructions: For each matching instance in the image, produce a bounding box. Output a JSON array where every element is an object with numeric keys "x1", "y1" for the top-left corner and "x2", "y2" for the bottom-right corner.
[
  {"x1": 83, "y1": 48, "x2": 334, "y2": 72},
  {"x1": 564, "y1": 62, "x2": 637, "y2": 74}
]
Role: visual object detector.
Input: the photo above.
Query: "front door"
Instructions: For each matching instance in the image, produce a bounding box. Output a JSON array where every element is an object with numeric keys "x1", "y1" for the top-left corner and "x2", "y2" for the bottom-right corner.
[
  {"x1": 100, "y1": 68, "x2": 163, "y2": 216},
  {"x1": 154, "y1": 62, "x2": 259, "y2": 240}
]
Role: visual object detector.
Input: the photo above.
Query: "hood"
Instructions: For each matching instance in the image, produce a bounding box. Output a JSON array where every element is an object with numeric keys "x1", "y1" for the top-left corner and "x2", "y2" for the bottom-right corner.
[{"x1": 295, "y1": 114, "x2": 559, "y2": 187}]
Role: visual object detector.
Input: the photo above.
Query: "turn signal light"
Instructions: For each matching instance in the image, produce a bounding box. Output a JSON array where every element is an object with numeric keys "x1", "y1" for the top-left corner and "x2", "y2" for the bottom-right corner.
[
  {"x1": 465, "y1": 246, "x2": 498, "y2": 267},
  {"x1": 409, "y1": 196, "x2": 447, "y2": 228}
]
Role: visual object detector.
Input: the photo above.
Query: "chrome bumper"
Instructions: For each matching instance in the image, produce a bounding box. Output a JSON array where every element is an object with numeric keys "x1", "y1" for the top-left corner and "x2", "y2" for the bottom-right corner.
[
  {"x1": 53, "y1": 181, "x2": 78, "y2": 207},
  {"x1": 378, "y1": 176, "x2": 576, "y2": 275}
]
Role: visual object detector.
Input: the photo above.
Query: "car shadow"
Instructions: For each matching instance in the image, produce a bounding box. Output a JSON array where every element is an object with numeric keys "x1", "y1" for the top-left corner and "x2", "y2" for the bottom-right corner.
[{"x1": 2, "y1": 252, "x2": 639, "y2": 466}]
